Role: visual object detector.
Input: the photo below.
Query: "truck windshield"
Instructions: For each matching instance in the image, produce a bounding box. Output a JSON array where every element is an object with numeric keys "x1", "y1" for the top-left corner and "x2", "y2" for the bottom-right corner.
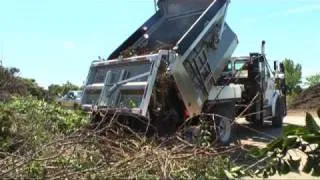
[
  {"x1": 223, "y1": 62, "x2": 232, "y2": 72},
  {"x1": 234, "y1": 60, "x2": 248, "y2": 71}
]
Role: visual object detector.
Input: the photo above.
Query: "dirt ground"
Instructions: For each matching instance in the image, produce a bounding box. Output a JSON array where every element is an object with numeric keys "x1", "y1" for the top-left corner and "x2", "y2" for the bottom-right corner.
[
  {"x1": 234, "y1": 110, "x2": 319, "y2": 179},
  {"x1": 235, "y1": 110, "x2": 319, "y2": 147}
]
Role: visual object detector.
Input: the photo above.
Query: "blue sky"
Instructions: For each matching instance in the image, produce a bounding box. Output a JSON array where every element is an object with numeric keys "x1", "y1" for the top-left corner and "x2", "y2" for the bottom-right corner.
[{"x1": 0, "y1": 0, "x2": 319, "y2": 88}]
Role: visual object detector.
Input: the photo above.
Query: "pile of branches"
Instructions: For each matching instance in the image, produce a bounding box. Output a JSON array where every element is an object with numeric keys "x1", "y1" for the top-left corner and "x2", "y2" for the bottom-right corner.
[
  {"x1": 0, "y1": 111, "x2": 242, "y2": 179},
  {"x1": 290, "y1": 84, "x2": 320, "y2": 109},
  {"x1": 4, "y1": 97, "x2": 319, "y2": 178},
  {"x1": 247, "y1": 109, "x2": 320, "y2": 178}
]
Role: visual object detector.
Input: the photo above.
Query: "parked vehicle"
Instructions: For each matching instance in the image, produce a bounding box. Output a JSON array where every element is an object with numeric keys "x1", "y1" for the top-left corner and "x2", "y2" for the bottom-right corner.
[{"x1": 57, "y1": 90, "x2": 82, "y2": 108}]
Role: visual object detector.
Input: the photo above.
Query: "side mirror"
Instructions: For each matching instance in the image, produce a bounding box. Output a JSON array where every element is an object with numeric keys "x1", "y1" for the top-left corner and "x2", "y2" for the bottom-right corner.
[
  {"x1": 274, "y1": 61, "x2": 278, "y2": 71},
  {"x1": 279, "y1": 63, "x2": 285, "y2": 73}
]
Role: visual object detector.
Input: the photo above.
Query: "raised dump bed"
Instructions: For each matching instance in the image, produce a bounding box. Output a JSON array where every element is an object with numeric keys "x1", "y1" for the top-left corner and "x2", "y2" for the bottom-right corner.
[{"x1": 109, "y1": 0, "x2": 229, "y2": 58}]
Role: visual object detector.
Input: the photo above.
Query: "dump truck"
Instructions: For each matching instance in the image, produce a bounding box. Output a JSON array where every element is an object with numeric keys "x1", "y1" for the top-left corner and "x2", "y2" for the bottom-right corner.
[{"x1": 81, "y1": 0, "x2": 286, "y2": 144}]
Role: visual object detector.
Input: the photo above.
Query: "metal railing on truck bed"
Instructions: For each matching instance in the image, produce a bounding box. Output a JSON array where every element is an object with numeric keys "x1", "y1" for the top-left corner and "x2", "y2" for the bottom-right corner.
[{"x1": 81, "y1": 53, "x2": 164, "y2": 114}]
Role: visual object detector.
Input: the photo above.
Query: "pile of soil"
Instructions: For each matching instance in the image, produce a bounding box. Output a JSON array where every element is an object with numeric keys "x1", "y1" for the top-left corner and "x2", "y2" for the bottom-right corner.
[{"x1": 290, "y1": 84, "x2": 320, "y2": 109}]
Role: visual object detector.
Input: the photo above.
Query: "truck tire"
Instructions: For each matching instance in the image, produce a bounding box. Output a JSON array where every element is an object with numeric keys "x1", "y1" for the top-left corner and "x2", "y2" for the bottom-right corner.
[
  {"x1": 215, "y1": 114, "x2": 233, "y2": 145},
  {"x1": 204, "y1": 101, "x2": 235, "y2": 145},
  {"x1": 272, "y1": 98, "x2": 283, "y2": 127}
]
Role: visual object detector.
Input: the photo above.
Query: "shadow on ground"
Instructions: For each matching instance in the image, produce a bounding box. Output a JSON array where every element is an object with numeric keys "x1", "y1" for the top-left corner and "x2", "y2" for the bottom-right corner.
[{"x1": 233, "y1": 120, "x2": 282, "y2": 145}]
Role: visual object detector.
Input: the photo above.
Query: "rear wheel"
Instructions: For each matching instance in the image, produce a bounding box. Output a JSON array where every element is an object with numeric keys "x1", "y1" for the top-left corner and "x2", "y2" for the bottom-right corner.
[
  {"x1": 272, "y1": 98, "x2": 283, "y2": 127},
  {"x1": 203, "y1": 101, "x2": 235, "y2": 145},
  {"x1": 216, "y1": 115, "x2": 232, "y2": 145}
]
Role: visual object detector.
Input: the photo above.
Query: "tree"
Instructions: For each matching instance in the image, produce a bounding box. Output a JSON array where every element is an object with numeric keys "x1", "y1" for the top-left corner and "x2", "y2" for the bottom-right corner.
[
  {"x1": 283, "y1": 59, "x2": 302, "y2": 94},
  {"x1": 306, "y1": 73, "x2": 320, "y2": 87},
  {"x1": 48, "y1": 81, "x2": 80, "y2": 97},
  {"x1": 0, "y1": 66, "x2": 46, "y2": 100},
  {"x1": 48, "y1": 84, "x2": 63, "y2": 97},
  {"x1": 0, "y1": 66, "x2": 28, "y2": 101},
  {"x1": 61, "y1": 81, "x2": 80, "y2": 95},
  {"x1": 20, "y1": 78, "x2": 47, "y2": 99}
]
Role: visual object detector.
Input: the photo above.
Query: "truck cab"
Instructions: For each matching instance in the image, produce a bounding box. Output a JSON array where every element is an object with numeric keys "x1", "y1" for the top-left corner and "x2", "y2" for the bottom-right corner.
[{"x1": 219, "y1": 48, "x2": 287, "y2": 127}]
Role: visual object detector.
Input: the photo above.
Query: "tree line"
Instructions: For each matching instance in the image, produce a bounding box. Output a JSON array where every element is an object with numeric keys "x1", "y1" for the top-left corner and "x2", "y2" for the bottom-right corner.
[
  {"x1": 283, "y1": 58, "x2": 319, "y2": 96},
  {"x1": 0, "y1": 65, "x2": 81, "y2": 101},
  {"x1": 1, "y1": 59, "x2": 319, "y2": 102}
]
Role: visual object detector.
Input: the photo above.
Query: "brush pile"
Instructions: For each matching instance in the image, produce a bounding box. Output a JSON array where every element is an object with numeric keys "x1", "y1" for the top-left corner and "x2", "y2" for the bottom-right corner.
[
  {"x1": 0, "y1": 98, "x2": 241, "y2": 179},
  {"x1": 290, "y1": 84, "x2": 320, "y2": 109}
]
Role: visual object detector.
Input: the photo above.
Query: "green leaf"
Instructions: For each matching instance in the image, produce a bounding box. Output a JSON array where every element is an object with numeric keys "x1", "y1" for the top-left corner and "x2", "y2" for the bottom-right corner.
[
  {"x1": 301, "y1": 144, "x2": 307, "y2": 152},
  {"x1": 269, "y1": 165, "x2": 277, "y2": 176},
  {"x1": 284, "y1": 125, "x2": 306, "y2": 136},
  {"x1": 281, "y1": 160, "x2": 291, "y2": 175},
  {"x1": 306, "y1": 113, "x2": 320, "y2": 134},
  {"x1": 288, "y1": 157, "x2": 301, "y2": 172},
  {"x1": 276, "y1": 159, "x2": 282, "y2": 175},
  {"x1": 263, "y1": 170, "x2": 269, "y2": 178},
  {"x1": 303, "y1": 156, "x2": 315, "y2": 174},
  {"x1": 230, "y1": 166, "x2": 242, "y2": 173},
  {"x1": 128, "y1": 99, "x2": 137, "y2": 108},
  {"x1": 254, "y1": 168, "x2": 263, "y2": 175},
  {"x1": 301, "y1": 134, "x2": 320, "y2": 144},
  {"x1": 283, "y1": 137, "x2": 298, "y2": 150},
  {"x1": 223, "y1": 170, "x2": 234, "y2": 179},
  {"x1": 247, "y1": 147, "x2": 268, "y2": 158},
  {"x1": 277, "y1": 159, "x2": 291, "y2": 175},
  {"x1": 266, "y1": 138, "x2": 284, "y2": 150},
  {"x1": 311, "y1": 164, "x2": 320, "y2": 176}
]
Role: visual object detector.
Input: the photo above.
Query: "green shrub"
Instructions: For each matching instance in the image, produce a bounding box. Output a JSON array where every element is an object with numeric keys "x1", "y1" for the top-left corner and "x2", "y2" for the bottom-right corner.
[{"x1": 0, "y1": 97, "x2": 88, "y2": 152}]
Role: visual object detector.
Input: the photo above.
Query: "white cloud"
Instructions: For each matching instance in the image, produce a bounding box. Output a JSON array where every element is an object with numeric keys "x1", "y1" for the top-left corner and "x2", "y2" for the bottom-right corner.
[{"x1": 63, "y1": 41, "x2": 76, "y2": 49}]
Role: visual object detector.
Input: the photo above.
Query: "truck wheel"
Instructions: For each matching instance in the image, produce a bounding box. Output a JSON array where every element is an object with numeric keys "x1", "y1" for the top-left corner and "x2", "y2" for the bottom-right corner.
[
  {"x1": 202, "y1": 101, "x2": 235, "y2": 145},
  {"x1": 215, "y1": 115, "x2": 232, "y2": 145},
  {"x1": 212, "y1": 102, "x2": 235, "y2": 145},
  {"x1": 272, "y1": 98, "x2": 283, "y2": 127}
]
